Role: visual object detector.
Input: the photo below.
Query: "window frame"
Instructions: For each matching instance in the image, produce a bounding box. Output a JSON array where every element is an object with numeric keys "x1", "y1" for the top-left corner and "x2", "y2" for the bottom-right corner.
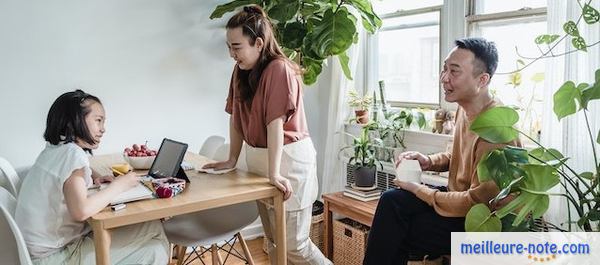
[
  {"x1": 366, "y1": 5, "x2": 444, "y2": 109},
  {"x1": 466, "y1": 3, "x2": 547, "y2": 32},
  {"x1": 466, "y1": 1, "x2": 548, "y2": 143}
]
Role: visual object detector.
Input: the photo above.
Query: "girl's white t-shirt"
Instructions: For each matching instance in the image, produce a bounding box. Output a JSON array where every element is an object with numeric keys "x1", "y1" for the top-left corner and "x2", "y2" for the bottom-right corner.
[{"x1": 15, "y1": 142, "x2": 93, "y2": 259}]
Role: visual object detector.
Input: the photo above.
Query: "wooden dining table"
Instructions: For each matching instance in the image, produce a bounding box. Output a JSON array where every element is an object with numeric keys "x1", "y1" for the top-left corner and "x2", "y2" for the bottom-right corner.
[{"x1": 88, "y1": 152, "x2": 286, "y2": 265}]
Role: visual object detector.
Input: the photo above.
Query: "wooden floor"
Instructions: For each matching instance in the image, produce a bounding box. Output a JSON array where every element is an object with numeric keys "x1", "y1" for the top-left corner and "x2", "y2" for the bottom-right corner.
[{"x1": 170, "y1": 236, "x2": 271, "y2": 265}]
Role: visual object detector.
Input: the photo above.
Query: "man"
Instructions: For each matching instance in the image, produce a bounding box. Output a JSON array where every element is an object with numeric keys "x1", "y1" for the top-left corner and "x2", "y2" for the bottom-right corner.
[{"x1": 363, "y1": 37, "x2": 519, "y2": 265}]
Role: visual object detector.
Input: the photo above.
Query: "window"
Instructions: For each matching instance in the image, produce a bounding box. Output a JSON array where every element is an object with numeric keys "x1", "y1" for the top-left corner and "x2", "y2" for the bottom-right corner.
[
  {"x1": 369, "y1": 1, "x2": 443, "y2": 107},
  {"x1": 468, "y1": 0, "x2": 547, "y2": 140}
]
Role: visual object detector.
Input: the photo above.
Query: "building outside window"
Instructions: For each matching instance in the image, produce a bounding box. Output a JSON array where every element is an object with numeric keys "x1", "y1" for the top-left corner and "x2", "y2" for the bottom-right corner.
[{"x1": 369, "y1": 0, "x2": 443, "y2": 108}]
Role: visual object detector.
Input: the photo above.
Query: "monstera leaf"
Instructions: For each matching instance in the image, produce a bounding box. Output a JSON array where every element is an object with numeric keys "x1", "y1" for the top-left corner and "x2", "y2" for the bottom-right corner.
[
  {"x1": 465, "y1": 204, "x2": 502, "y2": 232},
  {"x1": 580, "y1": 69, "x2": 600, "y2": 109},
  {"x1": 553, "y1": 81, "x2": 582, "y2": 120},
  {"x1": 477, "y1": 147, "x2": 527, "y2": 191},
  {"x1": 470, "y1": 106, "x2": 519, "y2": 143},
  {"x1": 495, "y1": 164, "x2": 559, "y2": 225}
]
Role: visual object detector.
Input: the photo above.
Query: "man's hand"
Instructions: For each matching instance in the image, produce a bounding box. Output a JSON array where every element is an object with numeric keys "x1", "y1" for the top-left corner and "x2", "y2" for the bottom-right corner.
[
  {"x1": 393, "y1": 178, "x2": 422, "y2": 194},
  {"x1": 395, "y1": 151, "x2": 431, "y2": 170},
  {"x1": 270, "y1": 175, "x2": 293, "y2": 201},
  {"x1": 490, "y1": 194, "x2": 517, "y2": 211}
]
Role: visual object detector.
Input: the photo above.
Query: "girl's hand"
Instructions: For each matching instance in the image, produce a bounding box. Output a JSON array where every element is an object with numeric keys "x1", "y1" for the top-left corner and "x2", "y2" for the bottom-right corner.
[
  {"x1": 270, "y1": 175, "x2": 292, "y2": 201},
  {"x1": 111, "y1": 172, "x2": 140, "y2": 191},
  {"x1": 395, "y1": 151, "x2": 431, "y2": 170},
  {"x1": 93, "y1": 175, "x2": 114, "y2": 185},
  {"x1": 202, "y1": 159, "x2": 236, "y2": 170}
]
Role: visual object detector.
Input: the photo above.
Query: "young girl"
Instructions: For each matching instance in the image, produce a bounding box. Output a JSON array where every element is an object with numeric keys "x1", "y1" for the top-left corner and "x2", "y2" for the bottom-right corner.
[
  {"x1": 203, "y1": 5, "x2": 332, "y2": 265},
  {"x1": 15, "y1": 90, "x2": 169, "y2": 265}
]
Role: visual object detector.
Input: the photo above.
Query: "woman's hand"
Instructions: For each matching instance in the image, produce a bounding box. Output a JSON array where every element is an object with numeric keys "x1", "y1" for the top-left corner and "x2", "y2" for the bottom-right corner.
[
  {"x1": 395, "y1": 151, "x2": 431, "y2": 170},
  {"x1": 270, "y1": 175, "x2": 293, "y2": 201},
  {"x1": 202, "y1": 159, "x2": 237, "y2": 170},
  {"x1": 392, "y1": 178, "x2": 421, "y2": 194},
  {"x1": 93, "y1": 175, "x2": 114, "y2": 185}
]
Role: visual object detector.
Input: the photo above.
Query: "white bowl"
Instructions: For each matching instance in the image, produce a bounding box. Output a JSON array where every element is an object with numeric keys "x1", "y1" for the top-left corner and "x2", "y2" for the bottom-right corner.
[{"x1": 124, "y1": 155, "x2": 156, "y2": 170}]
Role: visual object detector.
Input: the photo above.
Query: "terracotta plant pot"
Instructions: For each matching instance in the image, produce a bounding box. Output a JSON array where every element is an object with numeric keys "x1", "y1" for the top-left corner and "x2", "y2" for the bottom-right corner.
[
  {"x1": 354, "y1": 166, "x2": 376, "y2": 187},
  {"x1": 355, "y1": 110, "x2": 369, "y2": 124}
]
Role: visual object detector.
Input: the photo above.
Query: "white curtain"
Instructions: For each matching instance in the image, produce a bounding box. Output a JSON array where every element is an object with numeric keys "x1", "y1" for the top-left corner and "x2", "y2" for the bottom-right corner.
[
  {"x1": 543, "y1": 0, "x2": 600, "y2": 229},
  {"x1": 320, "y1": 32, "x2": 365, "y2": 194}
]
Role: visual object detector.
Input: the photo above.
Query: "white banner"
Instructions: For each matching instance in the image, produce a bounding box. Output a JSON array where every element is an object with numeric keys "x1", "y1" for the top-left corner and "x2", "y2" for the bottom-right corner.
[{"x1": 451, "y1": 232, "x2": 600, "y2": 265}]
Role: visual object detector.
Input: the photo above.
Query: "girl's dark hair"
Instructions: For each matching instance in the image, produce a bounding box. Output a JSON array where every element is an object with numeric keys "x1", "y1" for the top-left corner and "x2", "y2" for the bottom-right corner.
[
  {"x1": 227, "y1": 5, "x2": 296, "y2": 103},
  {"x1": 44, "y1": 89, "x2": 102, "y2": 147}
]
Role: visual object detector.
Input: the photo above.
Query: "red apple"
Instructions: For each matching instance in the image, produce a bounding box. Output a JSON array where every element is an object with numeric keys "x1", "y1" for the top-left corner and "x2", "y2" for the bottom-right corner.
[{"x1": 156, "y1": 186, "x2": 172, "y2": 198}]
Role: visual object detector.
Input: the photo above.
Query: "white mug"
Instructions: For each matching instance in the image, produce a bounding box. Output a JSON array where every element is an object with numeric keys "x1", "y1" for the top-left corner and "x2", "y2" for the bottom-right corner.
[{"x1": 395, "y1": 159, "x2": 422, "y2": 183}]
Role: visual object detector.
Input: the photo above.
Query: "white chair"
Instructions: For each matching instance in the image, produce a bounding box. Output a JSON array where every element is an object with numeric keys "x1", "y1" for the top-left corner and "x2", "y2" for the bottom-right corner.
[
  {"x1": 0, "y1": 187, "x2": 16, "y2": 216},
  {"x1": 213, "y1": 143, "x2": 230, "y2": 162},
  {"x1": 0, "y1": 187, "x2": 33, "y2": 265},
  {"x1": 0, "y1": 157, "x2": 21, "y2": 197},
  {"x1": 213, "y1": 143, "x2": 248, "y2": 171},
  {"x1": 164, "y1": 142, "x2": 259, "y2": 265},
  {"x1": 199, "y1": 136, "x2": 226, "y2": 159},
  {"x1": 163, "y1": 201, "x2": 259, "y2": 265}
]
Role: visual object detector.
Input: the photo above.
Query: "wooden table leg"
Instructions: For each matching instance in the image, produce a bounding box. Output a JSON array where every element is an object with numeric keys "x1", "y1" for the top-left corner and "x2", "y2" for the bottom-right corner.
[
  {"x1": 91, "y1": 222, "x2": 112, "y2": 265},
  {"x1": 273, "y1": 193, "x2": 287, "y2": 265},
  {"x1": 323, "y1": 199, "x2": 333, "y2": 259}
]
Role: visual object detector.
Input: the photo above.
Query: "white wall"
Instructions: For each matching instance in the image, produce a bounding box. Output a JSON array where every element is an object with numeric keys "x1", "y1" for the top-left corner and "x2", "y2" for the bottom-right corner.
[{"x1": 0, "y1": 0, "x2": 331, "y2": 178}]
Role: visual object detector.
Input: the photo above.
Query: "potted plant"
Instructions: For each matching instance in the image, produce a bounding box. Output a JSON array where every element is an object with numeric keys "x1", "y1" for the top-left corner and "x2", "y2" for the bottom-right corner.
[
  {"x1": 210, "y1": 0, "x2": 382, "y2": 85},
  {"x1": 465, "y1": 1, "x2": 600, "y2": 231},
  {"x1": 348, "y1": 89, "x2": 373, "y2": 124},
  {"x1": 340, "y1": 123, "x2": 383, "y2": 188}
]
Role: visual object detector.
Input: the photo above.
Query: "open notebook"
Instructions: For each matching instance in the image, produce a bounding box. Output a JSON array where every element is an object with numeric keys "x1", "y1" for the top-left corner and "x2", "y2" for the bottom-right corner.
[{"x1": 89, "y1": 182, "x2": 154, "y2": 205}]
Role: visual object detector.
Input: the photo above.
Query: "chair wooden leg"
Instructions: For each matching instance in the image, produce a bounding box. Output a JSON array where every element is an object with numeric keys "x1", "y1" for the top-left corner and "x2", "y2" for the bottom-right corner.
[
  {"x1": 236, "y1": 232, "x2": 255, "y2": 265},
  {"x1": 175, "y1": 245, "x2": 187, "y2": 265},
  {"x1": 211, "y1": 244, "x2": 223, "y2": 265}
]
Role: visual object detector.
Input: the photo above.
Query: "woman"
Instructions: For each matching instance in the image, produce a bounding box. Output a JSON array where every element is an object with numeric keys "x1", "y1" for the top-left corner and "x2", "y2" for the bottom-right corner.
[{"x1": 203, "y1": 5, "x2": 331, "y2": 265}]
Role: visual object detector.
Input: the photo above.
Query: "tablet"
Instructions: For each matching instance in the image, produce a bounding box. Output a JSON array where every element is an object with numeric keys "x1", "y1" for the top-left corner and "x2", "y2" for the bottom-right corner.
[{"x1": 147, "y1": 138, "x2": 189, "y2": 182}]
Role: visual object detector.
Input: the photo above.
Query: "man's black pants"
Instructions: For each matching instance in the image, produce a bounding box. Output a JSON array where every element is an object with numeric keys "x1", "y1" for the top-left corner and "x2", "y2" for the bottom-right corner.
[{"x1": 362, "y1": 187, "x2": 465, "y2": 265}]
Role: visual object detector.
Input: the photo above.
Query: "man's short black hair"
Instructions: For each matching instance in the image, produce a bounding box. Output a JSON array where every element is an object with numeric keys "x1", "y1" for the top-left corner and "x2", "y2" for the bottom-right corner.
[
  {"x1": 455, "y1": 37, "x2": 498, "y2": 79},
  {"x1": 44, "y1": 89, "x2": 101, "y2": 147}
]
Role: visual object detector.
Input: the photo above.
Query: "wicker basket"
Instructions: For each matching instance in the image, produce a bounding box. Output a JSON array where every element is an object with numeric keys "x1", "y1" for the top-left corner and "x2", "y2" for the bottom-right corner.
[
  {"x1": 333, "y1": 218, "x2": 370, "y2": 265},
  {"x1": 310, "y1": 210, "x2": 325, "y2": 252}
]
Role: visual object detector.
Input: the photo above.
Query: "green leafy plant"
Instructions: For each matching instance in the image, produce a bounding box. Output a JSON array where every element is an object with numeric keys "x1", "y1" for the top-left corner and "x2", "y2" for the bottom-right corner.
[
  {"x1": 348, "y1": 89, "x2": 373, "y2": 111},
  {"x1": 465, "y1": 68, "x2": 600, "y2": 232},
  {"x1": 210, "y1": 0, "x2": 382, "y2": 85},
  {"x1": 364, "y1": 108, "x2": 427, "y2": 162},
  {"x1": 466, "y1": 0, "x2": 600, "y2": 233},
  {"x1": 375, "y1": 110, "x2": 426, "y2": 147},
  {"x1": 502, "y1": 64, "x2": 545, "y2": 139},
  {"x1": 340, "y1": 122, "x2": 383, "y2": 168},
  {"x1": 505, "y1": 1, "x2": 600, "y2": 74}
]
